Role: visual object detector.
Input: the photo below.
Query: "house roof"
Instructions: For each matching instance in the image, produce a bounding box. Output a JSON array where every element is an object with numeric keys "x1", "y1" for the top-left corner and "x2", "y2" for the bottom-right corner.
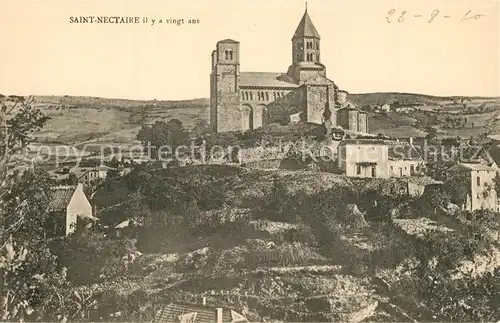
[
  {"x1": 458, "y1": 162, "x2": 497, "y2": 171},
  {"x1": 239, "y1": 72, "x2": 298, "y2": 88},
  {"x1": 47, "y1": 186, "x2": 76, "y2": 212},
  {"x1": 217, "y1": 38, "x2": 239, "y2": 44},
  {"x1": 292, "y1": 9, "x2": 321, "y2": 39},
  {"x1": 154, "y1": 303, "x2": 246, "y2": 323},
  {"x1": 339, "y1": 139, "x2": 386, "y2": 146},
  {"x1": 303, "y1": 73, "x2": 335, "y2": 86}
]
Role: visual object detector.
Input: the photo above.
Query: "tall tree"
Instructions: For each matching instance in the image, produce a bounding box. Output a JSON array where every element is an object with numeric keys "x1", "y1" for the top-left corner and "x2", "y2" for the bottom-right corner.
[{"x1": 136, "y1": 119, "x2": 189, "y2": 160}]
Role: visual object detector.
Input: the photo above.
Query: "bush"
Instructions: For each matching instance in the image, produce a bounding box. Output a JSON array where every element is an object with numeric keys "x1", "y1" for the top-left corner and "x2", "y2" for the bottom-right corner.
[{"x1": 55, "y1": 231, "x2": 137, "y2": 285}]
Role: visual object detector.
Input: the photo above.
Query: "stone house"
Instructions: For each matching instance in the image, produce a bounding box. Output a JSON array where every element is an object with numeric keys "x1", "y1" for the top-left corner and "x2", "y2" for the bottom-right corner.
[
  {"x1": 337, "y1": 139, "x2": 390, "y2": 178},
  {"x1": 387, "y1": 140, "x2": 424, "y2": 177},
  {"x1": 455, "y1": 163, "x2": 499, "y2": 212},
  {"x1": 46, "y1": 183, "x2": 94, "y2": 237},
  {"x1": 338, "y1": 138, "x2": 424, "y2": 179},
  {"x1": 70, "y1": 165, "x2": 116, "y2": 187}
]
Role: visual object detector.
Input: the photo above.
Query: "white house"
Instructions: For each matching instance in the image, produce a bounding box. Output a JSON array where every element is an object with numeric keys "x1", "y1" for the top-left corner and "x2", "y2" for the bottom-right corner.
[
  {"x1": 338, "y1": 138, "x2": 424, "y2": 179},
  {"x1": 337, "y1": 139, "x2": 390, "y2": 178},
  {"x1": 46, "y1": 183, "x2": 95, "y2": 237},
  {"x1": 456, "y1": 163, "x2": 499, "y2": 212},
  {"x1": 387, "y1": 140, "x2": 424, "y2": 177},
  {"x1": 380, "y1": 103, "x2": 391, "y2": 112},
  {"x1": 70, "y1": 165, "x2": 116, "y2": 186}
]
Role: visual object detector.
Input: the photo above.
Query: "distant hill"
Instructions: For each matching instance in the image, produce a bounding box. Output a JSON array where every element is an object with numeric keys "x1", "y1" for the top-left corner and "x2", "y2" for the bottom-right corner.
[
  {"x1": 349, "y1": 92, "x2": 499, "y2": 108},
  {"x1": 1, "y1": 92, "x2": 498, "y2": 145}
]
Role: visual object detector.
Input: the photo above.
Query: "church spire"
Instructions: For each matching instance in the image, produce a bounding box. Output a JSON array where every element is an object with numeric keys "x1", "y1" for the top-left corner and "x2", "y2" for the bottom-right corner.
[{"x1": 292, "y1": 4, "x2": 320, "y2": 40}]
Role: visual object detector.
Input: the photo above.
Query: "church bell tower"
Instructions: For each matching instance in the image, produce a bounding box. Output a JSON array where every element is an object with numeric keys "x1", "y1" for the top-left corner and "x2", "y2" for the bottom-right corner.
[{"x1": 287, "y1": 4, "x2": 326, "y2": 84}]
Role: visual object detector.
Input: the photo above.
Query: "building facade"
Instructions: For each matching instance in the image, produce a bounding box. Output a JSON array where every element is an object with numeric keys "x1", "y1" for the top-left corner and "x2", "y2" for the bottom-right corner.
[
  {"x1": 336, "y1": 91, "x2": 368, "y2": 134},
  {"x1": 210, "y1": 7, "x2": 366, "y2": 133},
  {"x1": 338, "y1": 139, "x2": 390, "y2": 179},
  {"x1": 458, "y1": 163, "x2": 499, "y2": 212},
  {"x1": 338, "y1": 139, "x2": 424, "y2": 179},
  {"x1": 46, "y1": 183, "x2": 94, "y2": 237}
]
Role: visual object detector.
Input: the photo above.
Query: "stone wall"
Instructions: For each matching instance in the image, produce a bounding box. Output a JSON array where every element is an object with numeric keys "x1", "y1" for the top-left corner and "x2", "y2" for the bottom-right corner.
[
  {"x1": 358, "y1": 113, "x2": 368, "y2": 133},
  {"x1": 348, "y1": 110, "x2": 359, "y2": 132},
  {"x1": 238, "y1": 145, "x2": 292, "y2": 164},
  {"x1": 306, "y1": 85, "x2": 330, "y2": 125}
]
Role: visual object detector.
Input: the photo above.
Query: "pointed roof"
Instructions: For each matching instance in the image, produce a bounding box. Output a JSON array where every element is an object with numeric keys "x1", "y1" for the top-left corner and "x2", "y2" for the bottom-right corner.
[{"x1": 292, "y1": 8, "x2": 320, "y2": 40}]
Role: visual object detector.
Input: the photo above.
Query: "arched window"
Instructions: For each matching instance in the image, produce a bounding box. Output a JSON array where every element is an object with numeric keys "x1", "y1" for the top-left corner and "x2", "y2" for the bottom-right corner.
[
  {"x1": 260, "y1": 92, "x2": 264, "y2": 100},
  {"x1": 265, "y1": 92, "x2": 269, "y2": 101},
  {"x1": 273, "y1": 92, "x2": 277, "y2": 100},
  {"x1": 224, "y1": 50, "x2": 229, "y2": 60},
  {"x1": 257, "y1": 92, "x2": 261, "y2": 101},
  {"x1": 316, "y1": 42, "x2": 319, "y2": 50},
  {"x1": 249, "y1": 92, "x2": 253, "y2": 100},
  {"x1": 229, "y1": 50, "x2": 233, "y2": 60}
]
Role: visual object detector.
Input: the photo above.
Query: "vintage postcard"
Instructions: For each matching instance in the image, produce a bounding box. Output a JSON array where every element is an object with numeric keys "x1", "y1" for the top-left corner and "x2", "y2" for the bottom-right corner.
[{"x1": 0, "y1": 0, "x2": 499, "y2": 322}]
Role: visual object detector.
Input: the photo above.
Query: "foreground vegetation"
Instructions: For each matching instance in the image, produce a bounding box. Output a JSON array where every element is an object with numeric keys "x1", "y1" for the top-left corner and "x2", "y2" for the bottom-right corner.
[{"x1": 2, "y1": 95, "x2": 500, "y2": 321}]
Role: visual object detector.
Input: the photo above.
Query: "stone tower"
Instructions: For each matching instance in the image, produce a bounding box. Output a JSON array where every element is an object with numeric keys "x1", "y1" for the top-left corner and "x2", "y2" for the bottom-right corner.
[
  {"x1": 210, "y1": 39, "x2": 241, "y2": 133},
  {"x1": 286, "y1": 5, "x2": 326, "y2": 84}
]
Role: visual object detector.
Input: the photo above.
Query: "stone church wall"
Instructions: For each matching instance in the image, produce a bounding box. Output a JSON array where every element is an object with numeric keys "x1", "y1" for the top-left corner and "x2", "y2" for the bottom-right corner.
[{"x1": 306, "y1": 86, "x2": 329, "y2": 125}]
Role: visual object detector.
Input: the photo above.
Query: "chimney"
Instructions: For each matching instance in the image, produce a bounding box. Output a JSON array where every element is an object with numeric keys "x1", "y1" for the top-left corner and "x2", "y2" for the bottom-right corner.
[
  {"x1": 216, "y1": 308, "x2": 223, "y2": 323},
  {"x1": 202, "y1": 296, "x2": 206, "y2": 306}
]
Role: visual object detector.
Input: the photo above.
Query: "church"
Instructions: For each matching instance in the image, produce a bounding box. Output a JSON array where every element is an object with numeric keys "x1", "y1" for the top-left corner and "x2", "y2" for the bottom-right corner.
[{"x1": 209, "y1": 5, "x2": 368, "y2": 134}]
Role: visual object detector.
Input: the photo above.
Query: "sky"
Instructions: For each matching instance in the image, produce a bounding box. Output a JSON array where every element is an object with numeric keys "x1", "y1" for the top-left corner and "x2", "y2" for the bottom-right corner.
[{"x1": 1, "y1": 0, "x2": 499, "y2": 100}]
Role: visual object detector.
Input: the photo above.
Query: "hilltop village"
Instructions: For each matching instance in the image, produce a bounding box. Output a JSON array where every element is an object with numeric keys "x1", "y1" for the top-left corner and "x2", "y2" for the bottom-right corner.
[{"x1": 2, "y1": 5, "x2": 500, "y2": 323}]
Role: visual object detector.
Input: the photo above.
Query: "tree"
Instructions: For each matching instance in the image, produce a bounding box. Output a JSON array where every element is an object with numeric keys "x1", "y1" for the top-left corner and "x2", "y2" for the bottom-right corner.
[
  {"x1": 136, "y1": 119, "x2": 189, "y2": 160},
  {"x1": 493, "y1": 172, "x2": 500, "y2": 196},
  {"x1": 192, "y1": 119, "x2": 210, "y2": 137},
  {"x1": 0, "y1": 97, "x2": 81, "y2": 321}
]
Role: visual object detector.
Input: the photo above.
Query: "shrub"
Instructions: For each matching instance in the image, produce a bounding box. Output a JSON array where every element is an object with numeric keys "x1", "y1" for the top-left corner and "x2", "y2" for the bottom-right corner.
[{"x1": 55, "y1": 231, "x2": 137, "y2": 285}]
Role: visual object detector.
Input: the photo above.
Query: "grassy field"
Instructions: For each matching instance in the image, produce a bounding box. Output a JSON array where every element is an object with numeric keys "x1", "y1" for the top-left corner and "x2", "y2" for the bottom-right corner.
[{"x1": 1, "y1": 93, "x2": 498, "y2": 148}]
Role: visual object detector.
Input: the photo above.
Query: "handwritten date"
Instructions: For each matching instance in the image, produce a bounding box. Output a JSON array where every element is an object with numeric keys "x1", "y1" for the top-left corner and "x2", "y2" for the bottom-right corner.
[{"x1": 386, "y1": 9, "x2": 486, "y2": 23}]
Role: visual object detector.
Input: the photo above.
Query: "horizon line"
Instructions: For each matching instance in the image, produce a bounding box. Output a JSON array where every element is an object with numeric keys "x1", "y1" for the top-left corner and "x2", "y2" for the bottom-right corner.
[{"x1": 2, "y1": 91, "x2": 500, "y2": 103}]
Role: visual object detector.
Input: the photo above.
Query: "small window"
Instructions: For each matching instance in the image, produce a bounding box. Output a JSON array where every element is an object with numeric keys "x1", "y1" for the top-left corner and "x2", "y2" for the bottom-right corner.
[
  {"x1": 371, "y1": 166, "x2": 377, "y2": 178},
  {"x1": 390, "y1": 166, "x2": 394, "y2": 171},
  {"x1": 477, "y1": 176, "x2": 481, "y2": 186},
  {"x1": 265, "y1": 92, "x2": 269, "y2": 101},
  {"x1": 410, "y1": 165, "x2": 415, "y2": 173},
  {"x1": 356, "y1": 165, "x2": 361, "y2": 175}
]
